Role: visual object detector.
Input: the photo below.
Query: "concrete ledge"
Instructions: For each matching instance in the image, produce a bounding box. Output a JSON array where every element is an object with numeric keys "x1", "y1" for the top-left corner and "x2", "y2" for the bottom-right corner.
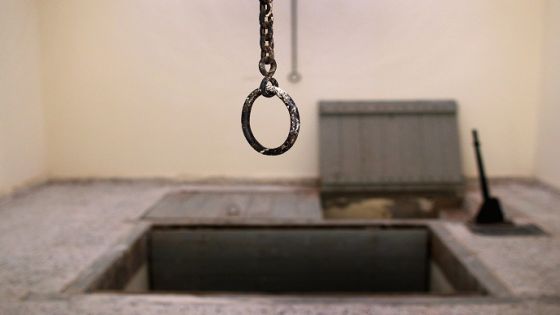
[{"x1": 64, "y1": 223, "x2": 150, "y2": 294}]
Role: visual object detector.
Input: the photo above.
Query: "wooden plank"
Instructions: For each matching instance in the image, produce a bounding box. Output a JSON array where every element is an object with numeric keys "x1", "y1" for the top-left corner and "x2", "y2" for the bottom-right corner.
[
  {"x1": 383, "y1": 114, "x2": 401, "y2": 184},
  {"x1": 269, "y1": 192, "x2": 300, "y2": 217},
  {"x1": 319, "y1": 116, "x2": 341, "y2": 184},
  {"x1": 319, "y1": 100, "x2": 463, "y2": 192},
  {"x1": 400, "y1": 114, "x2": 421, "y2": 182},
  {"x1": 362, "y1": 115, "x2": 382, "y2": 183},
  {"x1": 295, "y1": 192, "x2": 323, "y2": 218},
  {"x1": 223, "y1": 193, "x2": 253, "y2": 217},
  {"x1": 340, "y1": 116, "x2": 362, "y2": 184},
  {"x1": 143, "y1": 192, "x2": 197, "y2": 219},
  {"x1": 244, "y1": 192, "x2": 274, "y2": 218},
  {"x1": 445, "y1": 114, "x2": 463, "y2": 182},
  {"x1": 145, "y1": 191, "x2": 322, "y2": 220}
]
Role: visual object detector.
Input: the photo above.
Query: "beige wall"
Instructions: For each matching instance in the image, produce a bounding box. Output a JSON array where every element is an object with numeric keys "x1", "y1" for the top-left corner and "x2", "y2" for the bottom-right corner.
[
  {"x1": 0, "y1": 0, "x2": 46, "y2": 194},
  {"x1": 536, "y1": 0, "x2": 560, "y2": 189},
  {"x1": 37, "y1": 0, "x2": 545, "y2": 180}
]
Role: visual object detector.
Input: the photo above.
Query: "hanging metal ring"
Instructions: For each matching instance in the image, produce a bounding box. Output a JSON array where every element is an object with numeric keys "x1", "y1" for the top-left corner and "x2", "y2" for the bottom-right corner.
[{"x1": 241, "y1": 86, "x2": 300, "y2": 156}]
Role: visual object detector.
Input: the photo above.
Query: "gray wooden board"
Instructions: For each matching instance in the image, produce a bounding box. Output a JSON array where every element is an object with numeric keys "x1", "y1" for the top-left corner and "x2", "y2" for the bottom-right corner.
[
  {"x1": 340, "y1": 116, "x2": 362, "y2": 183},
  {"x1": 149, "y1": 227, "x2": 429, "y2": 293},
  {"x1": 144, "y1": 191, "x2": 322, "y2": 220},
  {"x1": 319, "y1": 100, "x2": 463, "y2": 192},
  {"x1": 319, "y1": 116, "x2": 341, "y2": 184}
]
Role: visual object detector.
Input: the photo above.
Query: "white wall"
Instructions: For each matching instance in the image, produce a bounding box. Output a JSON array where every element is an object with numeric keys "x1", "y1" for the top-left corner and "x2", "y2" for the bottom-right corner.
[
  {"x1": 0, "y1": 0, "x2": 47, "y2": 194},
  {"x1": 536, "y1": 0, "x2": 560, "y2": 189},
  {"x1": 38, "y1": 0, "x2": 545, "y2": 180}
]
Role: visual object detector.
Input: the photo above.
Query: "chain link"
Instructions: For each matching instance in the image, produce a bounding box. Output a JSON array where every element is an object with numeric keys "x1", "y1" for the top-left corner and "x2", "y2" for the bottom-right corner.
[{"x1": 259, "y1": 0, "x2": 276, "y2": 78}]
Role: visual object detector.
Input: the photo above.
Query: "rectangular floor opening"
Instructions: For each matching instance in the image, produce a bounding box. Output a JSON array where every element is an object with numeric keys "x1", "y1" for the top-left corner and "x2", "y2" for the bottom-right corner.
[{"x1": 79, "y1": 224, "x2": 493, "y2": 296}]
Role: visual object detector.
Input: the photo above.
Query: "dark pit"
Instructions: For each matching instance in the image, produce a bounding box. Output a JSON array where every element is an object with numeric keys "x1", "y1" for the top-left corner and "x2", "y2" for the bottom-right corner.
[{"x1": 71, "y1": 224, "x2": 498, "y2": 296}]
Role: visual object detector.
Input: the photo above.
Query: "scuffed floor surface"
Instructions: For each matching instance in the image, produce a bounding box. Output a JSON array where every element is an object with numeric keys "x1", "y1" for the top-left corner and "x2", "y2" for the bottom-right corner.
[{"x1": 1, "y1": 180, "x2": 560, "y2": 314}]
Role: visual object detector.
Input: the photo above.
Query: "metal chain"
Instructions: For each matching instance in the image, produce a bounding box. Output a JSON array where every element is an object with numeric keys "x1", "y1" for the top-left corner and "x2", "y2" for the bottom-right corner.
[
  {"x1": 241, "y1": 0, "x2": 301, "y2": 156},
  {"x1": 259, "y1": 0, "x2": 277, "y2": 78}
]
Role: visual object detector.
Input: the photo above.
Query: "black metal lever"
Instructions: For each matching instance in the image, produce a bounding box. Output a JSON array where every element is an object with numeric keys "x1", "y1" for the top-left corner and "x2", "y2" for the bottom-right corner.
[{"x1": 472, "y1": 129, "x2": 505, "y2": 224}]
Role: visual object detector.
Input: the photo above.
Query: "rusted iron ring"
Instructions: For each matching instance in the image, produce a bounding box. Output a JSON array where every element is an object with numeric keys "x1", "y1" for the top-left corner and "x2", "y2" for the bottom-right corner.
[{"x1": 241, "y1": 86, "x2": 300, "y2": 156}]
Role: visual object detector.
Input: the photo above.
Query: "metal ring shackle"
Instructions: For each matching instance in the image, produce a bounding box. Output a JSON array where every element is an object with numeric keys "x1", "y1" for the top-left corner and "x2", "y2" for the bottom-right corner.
[{"x1": 241, "y1": 85, "x2": 300, "y2": 156}]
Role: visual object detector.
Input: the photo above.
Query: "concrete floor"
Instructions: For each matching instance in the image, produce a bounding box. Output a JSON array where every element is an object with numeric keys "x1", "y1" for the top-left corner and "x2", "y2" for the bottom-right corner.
[{"x1": 0, "y1": 179, "x2": 559, "y2": 314}]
